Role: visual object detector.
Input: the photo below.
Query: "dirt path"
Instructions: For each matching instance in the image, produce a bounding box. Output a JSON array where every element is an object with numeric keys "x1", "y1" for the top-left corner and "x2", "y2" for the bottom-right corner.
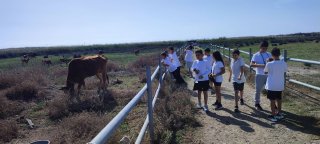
[{"x1": 185, "y1": 75, "x2": 320, "y2": 144}]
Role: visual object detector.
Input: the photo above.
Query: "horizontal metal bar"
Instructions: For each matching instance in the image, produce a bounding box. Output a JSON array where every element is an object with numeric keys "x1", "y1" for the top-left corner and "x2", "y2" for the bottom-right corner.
[
  {"x1": 135, "y1": 72, "x2": 166, "y2": 144},
  {"x1": 288, "y1": 58, "x2": 320, "y2": 65},
  {"x1": 89, "y1": 66, "x2": 160, "y2": 144},
  {"x1": 239, "y1": 50, "x2": 250, "y2": 55},
  {"x1": 288, "y1": 79, "x2": 320, "y2": 91}
]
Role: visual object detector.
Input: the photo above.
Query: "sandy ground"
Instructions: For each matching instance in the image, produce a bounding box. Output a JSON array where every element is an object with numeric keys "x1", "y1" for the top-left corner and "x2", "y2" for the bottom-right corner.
[{"x1": 185, "y1": 75, "x2": 320, "y2": 144}]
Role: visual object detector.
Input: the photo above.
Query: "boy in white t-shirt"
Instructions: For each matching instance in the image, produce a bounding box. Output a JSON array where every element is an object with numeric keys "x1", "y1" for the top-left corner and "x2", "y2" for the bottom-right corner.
[
  {"x1": 228, "y1": 50, "x2": 246, "y2": 113},
  {"x1": 250, "y1": 41, "x2": 272, "y2": 111},
  {"x1": 264, "y1": 48, "x2": 288, "y2": 122},
  {"x1": 191, "y1": 50, "x2": 211, "y2": 112},
  {"x1": 168, "y1": 47, "x2": 182, "y2": 71},
  {"x1": 210, "y1": 51, "x2": 225, "y2": 110},
  {"x1": 184, "y1": 46, "x2": 194, "y2": 77},
  {"x1": 161, "y1": 52, "x2": 185, "y2": 84}
]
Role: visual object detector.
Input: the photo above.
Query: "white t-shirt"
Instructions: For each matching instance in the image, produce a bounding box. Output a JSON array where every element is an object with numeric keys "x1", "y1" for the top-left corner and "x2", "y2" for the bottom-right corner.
[
  {"x1": 251, "y1": 52, "x2": 272, "y2": 75},
  {"x1": 191, "y1": 60, "x2": 211, "y2": 82},
  {"x1": 203, "y1": 55, "x2": 213, "y2": 66},
  {"x1": 264, "y1": 60, "x2": 288, "y2": 91},
  {"x1": 169, "y1": 52, "x2": 181, "y2": 67},
  {"x1": 162, "y1": 57, "x2": 177, "y2": 72},
  {"x1": 212, "y1": 61, "x2": 224, "y2": 82},
  {"x1": 231, "y1": 58, "x2": 246, "y2": 83},
  {"x1": 184, "y1": 50, "x2": 193, "y2": 62}
]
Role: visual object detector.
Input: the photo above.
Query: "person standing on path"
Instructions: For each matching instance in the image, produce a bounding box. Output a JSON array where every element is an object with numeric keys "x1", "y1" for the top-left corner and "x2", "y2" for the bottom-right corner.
[
  {"x1": 210, "y1": 51, "x2": 225, "y2": 110},
  {"x1": 264, "y1": 48, "x2": 288, "y2": 122},
  {"x1": 204, "y1": 48, "x2": 215, "y2": 94},
  {"x1": 184, "y1": 46, "x2": 194, "y2": 77},
  {"x1": 191, "y1": 50, "x2": 211, "y2": 112},
  {"x1": 228, "y1": 50, "x2": 246, "y2": 113},
  {"x1": 250, "y1": 41, "x2": 272, "y2": 111}
]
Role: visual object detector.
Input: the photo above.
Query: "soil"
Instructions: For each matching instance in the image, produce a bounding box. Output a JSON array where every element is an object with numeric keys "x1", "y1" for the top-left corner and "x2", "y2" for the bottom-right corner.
[{"x1": 185, "y1": 75, "x2": 320, "y2": 144}]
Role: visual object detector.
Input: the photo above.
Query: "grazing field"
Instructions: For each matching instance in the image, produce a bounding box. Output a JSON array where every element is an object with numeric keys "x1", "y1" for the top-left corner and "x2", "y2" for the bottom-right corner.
[{"x1": 0, "y1": 50, "x2": 197, "y2": 144}]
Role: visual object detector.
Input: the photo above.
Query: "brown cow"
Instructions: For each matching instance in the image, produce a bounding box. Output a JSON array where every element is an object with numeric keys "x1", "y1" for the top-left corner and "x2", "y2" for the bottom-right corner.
[
  {"x1": 63, "y1": 55, "x2": 109, "y2": 101},
  {"x1": 21, "y1": 54, "x2": 30, "y2": 64},
  {"x1": 134, "y1": 49, "x2": 140, "y2": 56},
  {"x1": 42, "y1": 59, "x2": 52, "y2": 65}
]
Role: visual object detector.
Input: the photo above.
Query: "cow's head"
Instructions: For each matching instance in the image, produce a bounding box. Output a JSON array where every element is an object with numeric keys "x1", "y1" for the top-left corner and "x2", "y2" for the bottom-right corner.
[{"x1": 59, "y1": 80, "x2": 75, "y2": 94}]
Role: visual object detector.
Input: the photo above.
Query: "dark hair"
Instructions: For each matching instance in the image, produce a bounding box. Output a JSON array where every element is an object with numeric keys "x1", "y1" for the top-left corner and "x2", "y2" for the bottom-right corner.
[
  {"x1": 161, "y1": 51, "x2": 168, "y2": 57},
  {"x1": 204, "y1": 48, "x2": 211, "y2": 52},
  {"x1": 212, "y1": 51, "x2": 224, "y2": 65},
  {"x1": 232, "y1": 49, "x2": 240, "y2": 55},
  {"x1": 195, "y1": 50, "x2": 203, "y2": 55},
  {"x1": 188, "y1": 45, "x2": 194, "y2": 50},
  {"x1": 169, "y1": 46, "x2": 174, "y2": 51},
  {"x1": 260, "y1": 40, "x2": 269, "y2": 48},
  {"x1": 271, "y1": 47, "x2": 281, "y2": 57}
]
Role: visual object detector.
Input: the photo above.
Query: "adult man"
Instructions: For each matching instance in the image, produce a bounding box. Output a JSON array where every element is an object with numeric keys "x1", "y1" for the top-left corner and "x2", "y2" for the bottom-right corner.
[{"x1": 250, "y1": 41, "x2": 272, "y2": 110}]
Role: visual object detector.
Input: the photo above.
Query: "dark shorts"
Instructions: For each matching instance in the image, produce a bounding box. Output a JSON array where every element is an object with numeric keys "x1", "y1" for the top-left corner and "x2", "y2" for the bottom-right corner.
[
  {"x1": 193, "y1": 80, "x2": 210, "y2": 91},
  {"x1": 213, "y1": 81, "x2": 222, "y2": 87},
  {"x1": 233, "y1": 82, "x2": 244, "y2": 91},
  {"x1": 267, "y1": 90, "x2": 282, "y2": 100}
]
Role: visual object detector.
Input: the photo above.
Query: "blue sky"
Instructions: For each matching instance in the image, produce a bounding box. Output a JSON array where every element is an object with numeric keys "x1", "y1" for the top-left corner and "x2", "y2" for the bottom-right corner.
[{"x1": 0, "y1": 0, "x2": 319, "y2": 49}]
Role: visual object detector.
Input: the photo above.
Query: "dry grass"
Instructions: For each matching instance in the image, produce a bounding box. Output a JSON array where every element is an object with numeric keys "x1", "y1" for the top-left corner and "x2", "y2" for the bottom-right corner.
[
  {"x1": 51, "y1": 112, "x2": 122, "y2": 144},
  {"x1": 0, "y1": 74, "x2": 17, "y2": 90},
  {"x1": 153, "y1": 79, "x2": 200, "y2": 143},
  {"x1": 5, "y1": 81, "x2": 39, "y2": 101},
  {"x1": 107, "y1": 60, "x2": 124, "y2": 72},
  {"x1": 0, "y1": 120, "x2": 18, "y2": 142},
  {"x1": 0, "y1": 95, "x2": 25, "y2": 119},
  {"x1": 128, "y1": 54, "x2": 159, "y2": 70}
]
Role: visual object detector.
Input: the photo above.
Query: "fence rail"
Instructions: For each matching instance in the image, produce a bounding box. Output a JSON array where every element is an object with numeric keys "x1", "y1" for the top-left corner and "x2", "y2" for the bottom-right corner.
[
  {"x1": 89, "y1": 47, "x2": 183, "y2": 144},
  {"x1": 211, "y1": 44, "x2": 320, "y2": 92}
]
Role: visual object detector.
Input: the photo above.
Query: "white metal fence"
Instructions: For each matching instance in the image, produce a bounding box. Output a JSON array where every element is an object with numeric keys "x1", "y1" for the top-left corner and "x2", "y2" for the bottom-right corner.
[{"x1": 89, "y1": 47, "x2": 184, "y2": 144}]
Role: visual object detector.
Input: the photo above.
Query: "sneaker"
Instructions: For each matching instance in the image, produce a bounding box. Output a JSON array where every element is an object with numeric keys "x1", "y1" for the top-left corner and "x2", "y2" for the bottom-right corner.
[
  {"x1": 268, "y1": 115, "x2": 278, "y2": 122},
  {"x1": 215, "y1": 103, "x2": 223, "y2": 110},
  {"x1": 234, "y1": 106, "x2": 240, "y2": 113},
  {"x1": 212, "y1": 101, "x2": 218, "y2": 106},
  {"x1": 240, "y1": 99, "x2": 244, "y2": 105},
  {"x1": 203, "y1": 105, "x2": 209, "y2": 112},
  {"x1": 196, "y1": 103, "x2": 202, "y2": 109},
  {"x1": 275, "y1": 113, "x2": 284, "y2": 119},
  {"x1": 255, "y1": 104, "x2": 263, "y2": 111}
]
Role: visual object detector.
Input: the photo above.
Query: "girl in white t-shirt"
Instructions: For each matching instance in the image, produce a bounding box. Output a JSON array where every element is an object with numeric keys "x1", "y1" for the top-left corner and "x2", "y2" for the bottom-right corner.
[{"x1": 210, "y1": 51, "x2": 225, "y2": 110}]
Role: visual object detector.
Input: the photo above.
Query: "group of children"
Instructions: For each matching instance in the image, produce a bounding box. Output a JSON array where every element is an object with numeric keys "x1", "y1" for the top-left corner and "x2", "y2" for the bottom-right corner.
[{"x1": 161, "y1": 41, "x2": 287, "y2": 122}]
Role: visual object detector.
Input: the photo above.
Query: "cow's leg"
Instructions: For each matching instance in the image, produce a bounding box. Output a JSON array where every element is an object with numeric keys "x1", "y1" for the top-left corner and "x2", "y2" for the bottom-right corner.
[
  {"x1": 102, "y1": 71, "x2": 107, "y2": 91},
  {"x1": 96, "y1": 73, "x2": 103, "y2": 92},
  {"x1": 76, "y1": 81, "x2": 84, "y2": 102}
]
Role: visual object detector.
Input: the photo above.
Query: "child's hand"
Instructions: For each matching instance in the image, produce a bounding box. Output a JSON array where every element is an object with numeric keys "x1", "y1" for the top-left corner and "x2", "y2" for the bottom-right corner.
[
  {"x1": 228, "y1": 77, "x2": 231, "y2": 82},
  {"x1": 237, "y1": 75, "x2": 242, "y2": 80},
  {"x1": 199, "y1": 75, "x2": 204, "y2": 79},
  {"x1": 194, "y1": 69, "x2": 200, "y2": 74}
]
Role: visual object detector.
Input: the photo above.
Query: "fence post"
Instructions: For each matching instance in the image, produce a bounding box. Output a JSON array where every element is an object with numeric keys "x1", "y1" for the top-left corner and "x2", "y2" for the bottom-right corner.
[
  {"x1": 146, "y1": 66, "x2": 154, "y2": 143},
  {"x1": 228, "y1": 47, "x2": 231, "y2": 62},
  {"x1": 249, "y1": 48, "x2": 252, "y2": 72},
  {"x1": 222, "y1": 46, "x2": 225, "y2": 56},
  {"x1": 283, "y1": 49, "x2": 287, "y2": 84}
]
